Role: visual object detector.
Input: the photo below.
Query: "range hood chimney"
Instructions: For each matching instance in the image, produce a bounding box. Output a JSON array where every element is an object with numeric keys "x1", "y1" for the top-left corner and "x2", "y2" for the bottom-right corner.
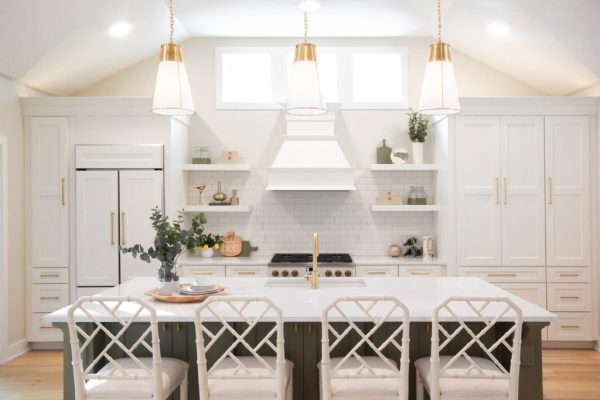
[{"x1": 266, "y1": 112, "x2": 356, "y2": 191}]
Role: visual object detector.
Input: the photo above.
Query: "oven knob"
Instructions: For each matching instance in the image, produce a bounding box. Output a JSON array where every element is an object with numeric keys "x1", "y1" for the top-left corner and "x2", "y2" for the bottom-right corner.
[
  {"x1": 325, "y1": 270, "x2": 333, "y2": 277},
  {"x1": 271, "y1": 270, "x2": 279, "y2": 277},
  {"x1": 345, "y1": 270, "x2": 352, "y2": 277},
  {"x1": 282, "y1": 270, "x2": 289, "y2": 277},
  {"x1": 291, "y1": 270, "x2": 299, "y2": 277},
  {"x1": 335, "y1": 270, "x2": 342, "y2": 277}
]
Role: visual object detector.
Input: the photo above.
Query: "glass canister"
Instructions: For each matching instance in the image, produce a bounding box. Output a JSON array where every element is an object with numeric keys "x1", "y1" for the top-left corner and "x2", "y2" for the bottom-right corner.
[
  {"x1": 192, "y1": 146, "x2": 211, "y2": 164},
  {"x1": 407, "y1": 186, "x2": 427, "y2": 205}
]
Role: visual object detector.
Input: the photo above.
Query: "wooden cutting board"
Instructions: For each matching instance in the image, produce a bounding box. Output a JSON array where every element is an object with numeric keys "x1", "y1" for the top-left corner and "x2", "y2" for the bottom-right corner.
[{"x1": 220, "y1": 230, "x2": 242, "y2": 257}]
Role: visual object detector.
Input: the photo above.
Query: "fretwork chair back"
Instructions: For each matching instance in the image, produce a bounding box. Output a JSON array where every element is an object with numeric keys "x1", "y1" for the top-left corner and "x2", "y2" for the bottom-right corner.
[
  {"x1": 194, "y1": 295, "x2": 293, "y2": 400},
  {"x1": 67, "y1": 296, "x2": 188, "y2": 400},
  {"x1": 415, "y1": 296, "x2": 523, "y2": 400},
  {"x1": 320, "y1": 295, "x2": 411, "y2": 400}
]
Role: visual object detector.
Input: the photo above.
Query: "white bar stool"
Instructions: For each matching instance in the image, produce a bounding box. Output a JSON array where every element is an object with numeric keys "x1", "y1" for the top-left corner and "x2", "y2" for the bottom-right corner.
[
  {"x1": 194, "y1": 295, "x2": 293, "y2": 400},
  {"x1": 415, "y1": 296, "x2": 523, "y2": 400},
  {"x1": 320, "y1": 295, "x2": 411, "y2": 400},
  {"x1": 67, "y1": 295, "x2": 188, "y2": 400}
]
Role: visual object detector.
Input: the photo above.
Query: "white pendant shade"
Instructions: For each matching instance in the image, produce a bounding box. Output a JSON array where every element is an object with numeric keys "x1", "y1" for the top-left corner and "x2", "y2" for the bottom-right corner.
[
  {"x1": 418, "y1": 58, "x2": 460, "y2": 115},
  {"x1": 287, "y1": 59, "x2": 327, "y2": 116},
  {"x1": 152, "y1": 44, "x2": 194, "y2": 116}
]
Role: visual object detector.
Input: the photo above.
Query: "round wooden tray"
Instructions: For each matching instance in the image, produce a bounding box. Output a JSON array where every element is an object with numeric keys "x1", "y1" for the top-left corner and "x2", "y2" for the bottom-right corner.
[{"x1": 145, "y1": 284, "x2": 227, "y2": 303}]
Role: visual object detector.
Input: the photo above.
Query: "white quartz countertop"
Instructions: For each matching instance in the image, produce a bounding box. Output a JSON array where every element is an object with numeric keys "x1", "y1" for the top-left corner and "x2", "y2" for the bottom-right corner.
[
  {"x1": 46, "y1": 277, "x2": 555, "y2": 324},
  {"x1": 179, "y1": 255, "x2": 445, "y2": 266}
]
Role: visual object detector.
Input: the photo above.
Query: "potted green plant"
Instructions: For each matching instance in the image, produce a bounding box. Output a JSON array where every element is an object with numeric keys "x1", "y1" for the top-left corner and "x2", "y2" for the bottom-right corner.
[
  {"x1": 199, "y1": 233, "x2": 223, "y2": 258},
  {"x1": 121, "y1": 207, "x2": 207, "y2": 295},
  {"x1": 407, "y1": 108, "x2": 429, "y2": 164}
]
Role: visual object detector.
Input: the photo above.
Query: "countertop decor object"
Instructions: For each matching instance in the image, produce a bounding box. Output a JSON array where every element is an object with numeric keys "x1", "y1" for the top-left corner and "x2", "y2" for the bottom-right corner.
[
  {"x1": 216, "y1": 151, "x2": 245, "y2": 164},
  {"x1": 390, "y1": 147, "x2": 409, "y2": 164},
  {"x1": 239, "y1": 241, "x2": 259, "y2": 257},
  {"x1": 220, "y1": 231, "x2": 243, "y2": 257},
  {"x1": 195, "y1": 184, "x2": 206, "y2": 205},
  {"x1": 402, "y1": 236, "x2": 423, "y2": 257},
  {"x1": 192, "y1": 146, "x2": 211, "y2": 164},
  {"x1": 230, "y1": 189, "x2": 239, "y2": 206},
  {"x1": 387, "y1": 244, "x2": 402, "y2": 257},
  {"x1": 376, "y1": 139, "x2": 392, "y2": 164},
  {"x1": 145, "y1": 284, "x2": 226, "y2": 303},
  {"x1": 423, "y1": 235, "x2": 435, "y2": 262},
  {"x1": 198, "y1": 232, "x2": 223, "y2": 258},
  {"x1": 121, "y1": 207, "x2": 208, "y2": 295},
  {"x1": 407, "y1": 108, "x2": 429, "y2": 164},
  {"x1": 212, "y1": 180, "x2": 227, "y2": 203},
  {"x1": 376, "y1": 191, "x2": 402, "y2": 205},
  {"x1": 407, "y1": 186, "x2": 427, "y2": 205}
]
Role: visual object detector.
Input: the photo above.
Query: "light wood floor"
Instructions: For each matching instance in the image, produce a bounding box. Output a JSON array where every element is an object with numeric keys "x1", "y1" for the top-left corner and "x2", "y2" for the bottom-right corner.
[{"x1": 1, "y1": 349, "x2": 600, "y2": 399}]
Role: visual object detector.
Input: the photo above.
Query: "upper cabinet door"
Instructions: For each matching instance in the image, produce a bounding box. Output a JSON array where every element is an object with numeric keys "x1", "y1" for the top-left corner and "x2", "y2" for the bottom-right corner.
[
  {"x1": 456, "y1": 116, "x2": 502, "y2": 266},
  {"x1": 545, "y1": 116, "x2": 591, "y2": 266},
  {"x1": 500, "y1": 116, "x2": 546, "y2": 266},
  {"x1": 31, "y1": 117, "x2": 69, "y2": 268},
  {"x1": 76, "y1": 171, "x2": 119, "y2": 286},
  {"x1": 119, "y1": 170, "x2": 163, "y2": 282}
]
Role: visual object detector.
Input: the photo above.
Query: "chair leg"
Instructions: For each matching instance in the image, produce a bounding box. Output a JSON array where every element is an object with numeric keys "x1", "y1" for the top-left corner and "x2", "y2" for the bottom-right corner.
[
  {"x1": 180, "y1": 370, "x2": 188, "y2": 400},
  {"x1": 416, "y1": 373, "x2": 424, "y2": 400}
]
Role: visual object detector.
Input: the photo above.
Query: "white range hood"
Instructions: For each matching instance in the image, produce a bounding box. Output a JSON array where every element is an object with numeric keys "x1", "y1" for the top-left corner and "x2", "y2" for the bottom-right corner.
[{"x1": 266, "y1": 113, "x2": 356, "y2": 191}]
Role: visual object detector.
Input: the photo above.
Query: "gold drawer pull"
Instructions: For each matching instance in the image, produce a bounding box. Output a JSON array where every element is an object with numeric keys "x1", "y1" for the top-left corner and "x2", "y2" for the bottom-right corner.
[
  {"x1": 40, "y1": 296, "x2": 60, "y2": 300},
  {"x1": 560, "y1": 325, "x2": 580, "y2": 329},
  {"x1": 560, "y1": 296, "x2": 580, "y2": 300},
  {"x1": 294, "y1": 324, "x2": 299, "y2": 333},
  {"x1": 176, "y1": 323, "x2": 183, "y2": 333},
  {"x1": 308, "y1": 324, "x2": 313, "y2": 334},
  {"x1": 238, "y1": 271, "x2": 256, "y2": 276},
  {"x1": 39, "y1": 273, "x2": 60, "y2": 277},
  {"x1": 559, "y1": 273, "x2": 580, "y2": 277},
  {"x1": 41, "y1": 326, "x2": 55, "y2": 330},
  {"x1": 368, "y1": 271, "x2": 387, "y2": 275},
  {"x1": 488, "y1": 273, "x2": 517, "y2": 277},
  {"x1": 410, "y1": 272, "x2": 431, "y2": 276},
  {"x1": 193, "y1": 272, "x2": 213, "y2": 276},
  {"x1": 162, "y1": 324, "x2": 169, "y2": 332}
]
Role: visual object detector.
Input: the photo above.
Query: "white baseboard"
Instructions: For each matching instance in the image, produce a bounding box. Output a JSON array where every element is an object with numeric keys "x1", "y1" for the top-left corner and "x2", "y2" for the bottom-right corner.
[
  {"x1": 6, "y1": 339, "x2": 30, "y2": 362},
  {"x1": 594, "y1": 338, "x2": 600, "y2": 352},
  {"x1": 31, "y1": 342, "x2": 63, "y2": 350}
]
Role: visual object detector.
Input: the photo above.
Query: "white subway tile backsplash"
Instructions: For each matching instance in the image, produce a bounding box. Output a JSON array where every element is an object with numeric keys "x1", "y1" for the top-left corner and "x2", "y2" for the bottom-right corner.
[{"x1": 187, "y1": 170, "x2": 435, "y2": 256}]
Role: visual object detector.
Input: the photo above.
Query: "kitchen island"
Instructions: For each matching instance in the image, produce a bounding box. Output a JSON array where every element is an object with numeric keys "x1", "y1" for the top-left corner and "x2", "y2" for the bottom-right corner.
[{"x1": 46, "y1": 277, "x2": 555, "y2": 400}]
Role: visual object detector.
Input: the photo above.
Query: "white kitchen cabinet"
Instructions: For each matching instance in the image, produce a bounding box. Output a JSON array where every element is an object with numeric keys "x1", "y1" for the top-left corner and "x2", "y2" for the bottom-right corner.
[
  {"x1": 356, "y1": 265, "x2": 398, "y2": 277},
  {"x1": 30, "y1": 313, "x2": 63, "y2": 342},
  {"x1": 76, "y1": 169, "x2": 164, "y2": 288},
  {"x1": 548, "y1": 312, "x2": 593, "y2": 341},
  {"x1": 456, "y1": 116, "x2": 502, "y2": 266},
  {"x1": 398, "y1": 265, "x2": 442, "y2": 277},
  {"x1": 456, "y1": 266, "x2": 546, "y2": 283},
  {"x1": 31, "y1": 117, "x2": 69, "y2": 268},
  {"x1": 500, "y1": 117, "x2": 546, "y2": 266},
  {"x1": 545, "y1": 116, "x2": 590, "y2": 266},
  {"x1": 547, "y1": 283, "x2": 591, "y2": 312},
  {"x1": 119, "y1": 170, "x2": 163, "y2": 282},
  {"x1": 456, "y1": 116, "x2": 546, "y2": 266},
  {"x1": 494, "y1": 283, "x2": 547, "y2": 309},
  {"x1": 76, "y1": 171, "x2": 120, "y2": 287}
]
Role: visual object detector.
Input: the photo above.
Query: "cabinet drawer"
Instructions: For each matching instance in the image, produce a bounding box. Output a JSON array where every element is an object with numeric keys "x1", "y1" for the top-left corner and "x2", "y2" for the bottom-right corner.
[
  {"x1": 31, "y1": 284, "x2": 69, "y2": 313},
  {"x1": 547, "y1": 283, "x2": 591, "y2": 312},
  {"x1": 548, "y1": 312, "x2": 593, "y2": 341},
  {"x1": 494, "y1": 283, "x2": 546, "y2": 308},
  {"x1": 356, "y1": 265, "x2": 398, "y2": 277},
  {"x1": 547, "y1": 267, "x2": 590, "y2": 283},
  {"x1": 32, "y1": 268, "x2": 69, "y2": 284},
  {"x1": 456, "y1": 267, "x2": 545, "y2": 283},
  {"x1": 398, "y1": 265, "x2": 442, "y2": 277},
  {"x1": 180, "y1": 265, "x2": 225, "y2": 278},
  {"x1": 226, "y1": 265, "x2": 267, "y2": 277},
  {"x1": 30, "y1": 313, "x2": 63, "y2": 342}
]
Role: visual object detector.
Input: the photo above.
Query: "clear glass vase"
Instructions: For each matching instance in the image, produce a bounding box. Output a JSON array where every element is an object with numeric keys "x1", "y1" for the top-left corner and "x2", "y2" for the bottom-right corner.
[{"x1": 157, "y1": 260, "x2": 179, "y2": 295}]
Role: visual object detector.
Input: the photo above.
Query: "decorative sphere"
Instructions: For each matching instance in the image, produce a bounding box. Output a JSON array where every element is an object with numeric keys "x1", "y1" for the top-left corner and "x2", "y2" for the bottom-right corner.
[{"x1": 387, "y1": 244, "x2": 402, "y2": 257}]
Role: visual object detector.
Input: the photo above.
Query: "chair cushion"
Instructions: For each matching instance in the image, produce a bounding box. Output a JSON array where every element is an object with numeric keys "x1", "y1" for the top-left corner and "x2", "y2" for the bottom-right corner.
[
  {"x1": 415, "y1": 355, "x2": 509, "y2": 399},
  {"x1": 208, "y1": 356, "x2": 293, "y2": 400},
  {"x1": 320, "y1": 356, "x2": 402, "y2": 398},
  {"x1": 85, "y1": 357, "x2": 188, "y2": 399}
]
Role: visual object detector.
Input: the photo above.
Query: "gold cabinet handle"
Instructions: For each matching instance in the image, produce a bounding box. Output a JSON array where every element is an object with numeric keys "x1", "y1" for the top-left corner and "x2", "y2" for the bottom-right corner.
[
  {"x1": 176, "y1": 323, "x2": 183, "y2": 333},
  {"x1": 40, "y1": 296, "x2": 60, "y2": 300},
  {"x1": 161, "y1": 324, "x2": 169, "y2": 332},
  {"x1": 559, "y1": 273, "x2": 580, "y2": 277},
  {"x1": 307, "y1": 324, "x2": 313, "y2": 334},
  {"x1": 39, "y1": 273, "x2": 60, "y2": 277},
  {"x1": 410, "y1": 271, "x2": 431, "y2": 276},
  {"x1": 560, "y1": 296, "x2": 580, "y2": 300},
  {"x1": 40, "y1": 326, "x2": 56, "y2": 330},
  {"x1": 367, "y1": 271, "x2": 387, "y2": 275},
  {"x1": 111, "y1": 212, "x2": 116, "y2": 245},
  {"x1": 488, "y1": 273, "x2": 517, "y2": 277},
  {"x1": 294, "y1": 323, "x2": 299, "y2": 334},
  {"x1": 238, "y1": 271, "x2": 256, "y2": 276},
  {"x1": 560, "y1": 325, "x2": 580, "y2": 329},
  {"x1": 503, "y1": 177, "x2": 508, "y2": 205},
  {"x1": 61, "y1": 178, "x2": 66, "y2": 206},
  {"x1": 120, "y1": 212, "x2": 126, "y2": 245},
  {"x1": 193, "y1": 272, "x2": 214, "y2": 276},
  {"x1": 495, "y1": 177, "x2": 500, "y2": 205},
  {"x1": 548, "y1": 177, "x2": 553, "y2": 205}
]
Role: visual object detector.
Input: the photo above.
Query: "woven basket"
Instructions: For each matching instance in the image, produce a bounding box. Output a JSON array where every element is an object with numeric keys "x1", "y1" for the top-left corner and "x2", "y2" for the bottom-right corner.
[{"x1": 220, "y1": 230, "x2": 242, "y2": 257}]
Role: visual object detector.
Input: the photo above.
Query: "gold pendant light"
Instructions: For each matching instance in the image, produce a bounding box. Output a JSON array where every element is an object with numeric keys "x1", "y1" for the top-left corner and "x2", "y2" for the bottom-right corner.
[
  {"x1": 152, "y1": 0, "x2": 194, "y2": 116},
  {"x1": 419, "y1": 0, "x2": 460, "y2": 115},
  {"x1": 286, "y1": 1, "x2": 327, "y2": 116}
]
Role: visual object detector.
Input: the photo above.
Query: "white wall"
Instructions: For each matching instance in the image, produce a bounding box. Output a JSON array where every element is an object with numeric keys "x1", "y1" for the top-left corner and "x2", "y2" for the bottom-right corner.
[
  {"x1": 0, "y1": 78, "x2": 26, "y2": 349},
  {"x1": 571, "y1": 82, "x2": 600, "y2": 96}
]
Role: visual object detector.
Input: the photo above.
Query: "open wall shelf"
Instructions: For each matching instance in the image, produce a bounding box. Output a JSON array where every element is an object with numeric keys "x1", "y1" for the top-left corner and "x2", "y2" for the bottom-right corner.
[
  {"x1": 182, "y1": 164, "x2": 250, "y2": 171},
  {"x1": 183, "y1": 205, "x2": 251, "y2": 213}
]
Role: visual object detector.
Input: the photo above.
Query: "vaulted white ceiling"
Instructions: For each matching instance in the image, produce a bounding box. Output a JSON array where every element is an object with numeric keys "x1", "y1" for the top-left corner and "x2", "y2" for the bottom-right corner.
[{"x1": 1, "y1": 0, "x2": 598, "y2": 95}]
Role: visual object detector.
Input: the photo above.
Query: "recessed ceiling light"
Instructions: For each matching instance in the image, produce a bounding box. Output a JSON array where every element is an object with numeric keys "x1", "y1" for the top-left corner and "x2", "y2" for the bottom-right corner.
[
  {"x1": 488, "y1": 21, "x2": 510, "y2": 38},
  {"x1": 109, "y1": 21, "x2": 132, "y2": 38},
  {"x1": 298, "y1": 0, "x2": 321, "y2": 12}
]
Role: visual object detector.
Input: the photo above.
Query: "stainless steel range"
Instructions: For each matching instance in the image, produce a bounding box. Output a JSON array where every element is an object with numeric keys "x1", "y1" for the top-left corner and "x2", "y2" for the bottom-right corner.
[{"x1": 268, "y1": 253, "x2": 355, "y2": 278}]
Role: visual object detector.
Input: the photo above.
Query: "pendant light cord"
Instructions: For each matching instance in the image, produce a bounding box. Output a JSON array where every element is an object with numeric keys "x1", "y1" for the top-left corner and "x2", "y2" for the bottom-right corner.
[
  {"x1": 304, "y1": 11, "x2": 308, "y2": 42},
  {"x1": 437, "y1": 0, "x2": 442, "y2": 43},
  {"x1": 169, "y1": 0, "x2": 175, "y2": 44}
]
